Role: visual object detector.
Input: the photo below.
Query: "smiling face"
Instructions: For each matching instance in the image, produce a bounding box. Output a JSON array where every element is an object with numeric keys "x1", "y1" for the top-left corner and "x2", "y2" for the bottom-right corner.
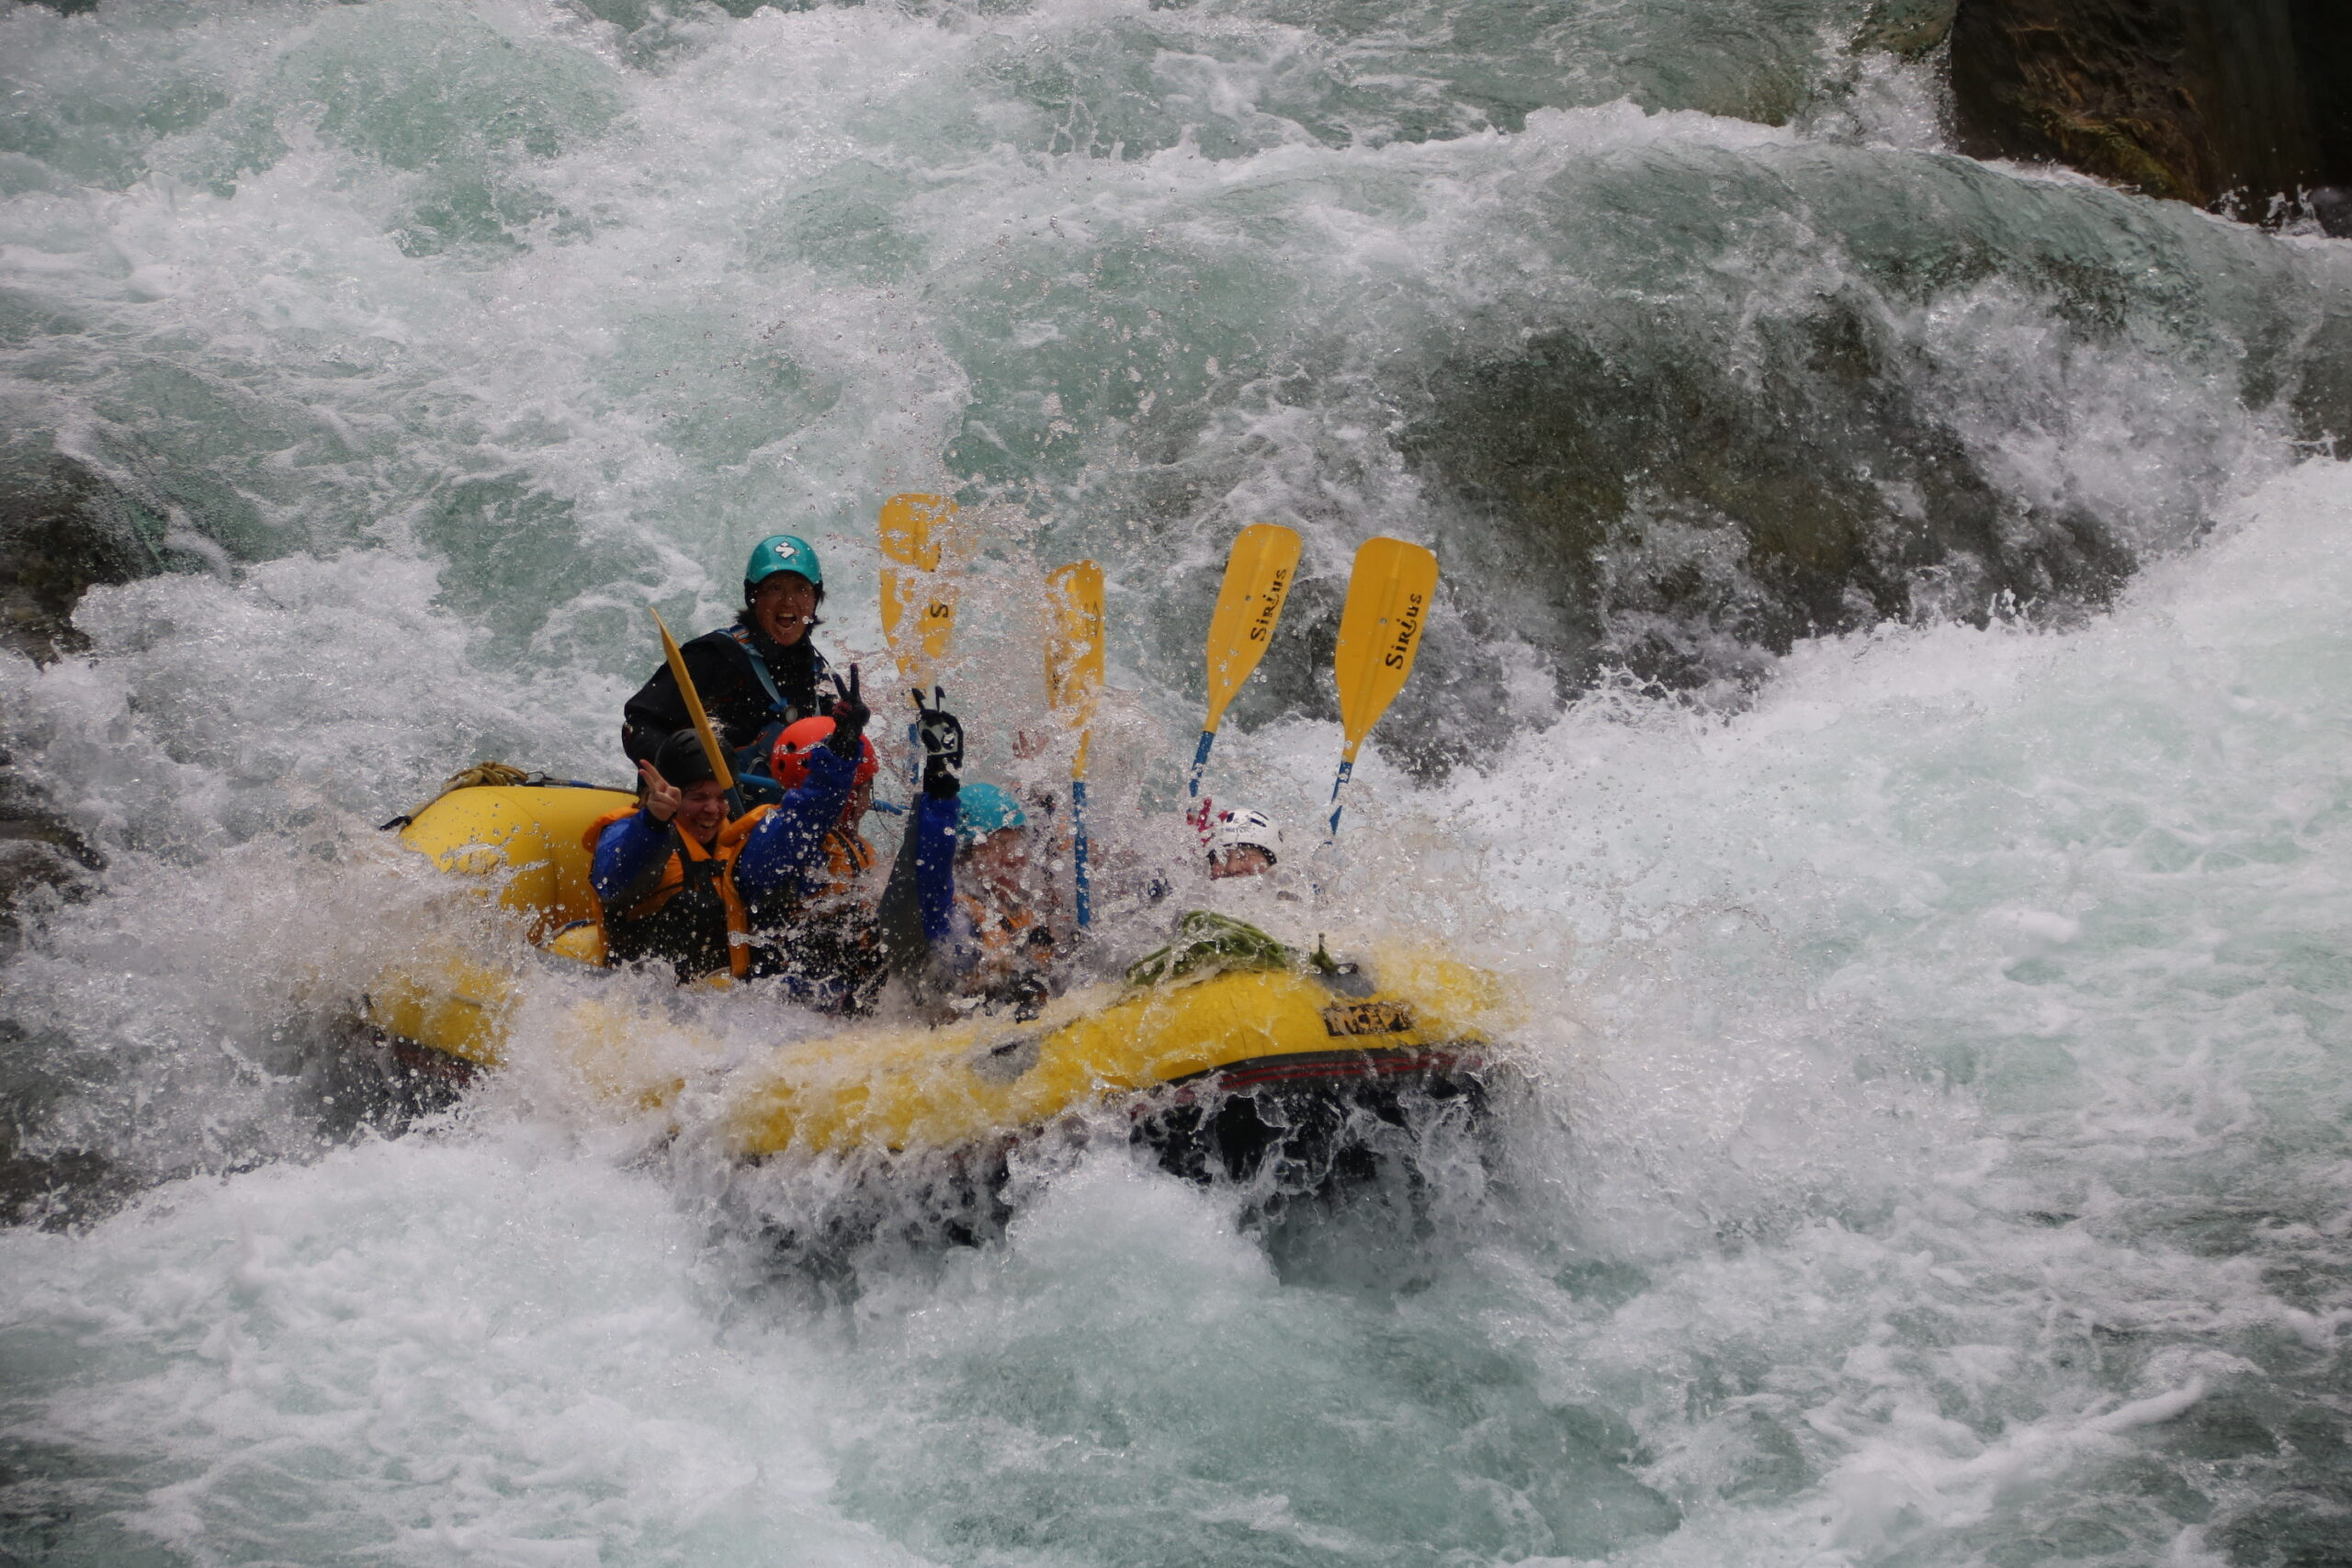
[
  {"x1": 675, "y1": 779, "x2": 730, "y2": 844},
  {"x1": 749, "y1": 571, "x2": 819, "y2": 646}
]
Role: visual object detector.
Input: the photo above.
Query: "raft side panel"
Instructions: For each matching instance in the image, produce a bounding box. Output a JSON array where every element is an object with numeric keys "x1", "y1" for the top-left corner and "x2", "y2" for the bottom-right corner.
[
  {"x1": 717, "y1": 966, "x2": 1490, "y2": 1159},
  {"x1": 368, "y1": 780, "x2": 1511, "y2": 1168},
  {"x1": 398, "y1": 784, "x2": 634, "y2": 939}
]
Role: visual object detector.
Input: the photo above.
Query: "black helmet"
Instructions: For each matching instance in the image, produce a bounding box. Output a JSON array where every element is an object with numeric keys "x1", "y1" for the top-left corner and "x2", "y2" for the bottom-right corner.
[{"x1": 652, "y1": 728, "x2": 718, "y2": 789}]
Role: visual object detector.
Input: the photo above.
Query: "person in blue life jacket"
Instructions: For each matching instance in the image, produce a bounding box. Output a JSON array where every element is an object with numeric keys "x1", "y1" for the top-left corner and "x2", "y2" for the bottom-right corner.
[
  {"x1": 620, "y1": 535, "x2": 832, "y2": 795},
  {"x1": 747, "y1": 712, "x2": 883, "y2": 1010},
  {"x1": 586, "y1": 672, "x2": 962, "y2": 989}
]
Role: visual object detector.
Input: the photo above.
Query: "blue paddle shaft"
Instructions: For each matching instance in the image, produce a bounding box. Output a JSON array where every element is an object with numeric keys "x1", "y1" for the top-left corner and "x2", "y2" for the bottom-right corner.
[
  {"x1": 1326, "y1": 757, "x2": 1355, "y2": 839},
  {"x1": 1072, "y1": 777, "x2": 1091, "y2": 929},
  {"x1": 1186, "y1": 729, "x2": 1216, "y2": 797}
]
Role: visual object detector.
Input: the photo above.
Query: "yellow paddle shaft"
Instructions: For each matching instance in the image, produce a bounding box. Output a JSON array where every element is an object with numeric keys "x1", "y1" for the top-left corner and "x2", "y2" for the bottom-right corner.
[{"x1": 650, "y1": 609, "x2": 736, "y2": 792}]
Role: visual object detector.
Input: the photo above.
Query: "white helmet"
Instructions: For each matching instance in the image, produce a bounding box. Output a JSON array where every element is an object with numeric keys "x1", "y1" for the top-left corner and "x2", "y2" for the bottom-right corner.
[{"x1": 1210, "y1": 807, "x2": 1283, "y2": 865}]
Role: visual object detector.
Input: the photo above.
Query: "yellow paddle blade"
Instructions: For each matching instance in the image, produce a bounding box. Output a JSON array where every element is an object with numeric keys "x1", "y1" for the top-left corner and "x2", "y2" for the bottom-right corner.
[
  {"x1": 1201, "y1": 523, "x2": 1301, "y2": 734},
  {"x1": 878, "y1": 495, "x2": 959, "y2": 685},
  {"x1": 1046, "y1": 560, "x2": 1105, "y2": 779},
  {"x1": 878, "y1": 492, "x2": 955, "y2": 572},
  {"x1": 650, "y1": 609, "x2": 736, "y2": 791},
  {"x1": 880, "y1": 568, "x2": 959, "y2": 686},
  {"x1": 1331, "y1": 536, "x2": 1438, "y2": 755}
]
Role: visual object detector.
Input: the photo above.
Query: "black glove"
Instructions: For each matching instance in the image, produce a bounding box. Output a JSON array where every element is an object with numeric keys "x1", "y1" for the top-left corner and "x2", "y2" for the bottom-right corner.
[
  {"x1": 914, "y1": 685, "x2": 962, "y2": 798},
  {"x1": 823, "y1": 667, "x2": 868, "y2": 758}
]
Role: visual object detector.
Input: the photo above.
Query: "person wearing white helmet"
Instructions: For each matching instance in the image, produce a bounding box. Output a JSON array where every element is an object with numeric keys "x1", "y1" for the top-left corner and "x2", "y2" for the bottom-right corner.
[
  {"x1": 1207, "y1": 807, "x2": 1283, "y2": 880},
  {"x1": 1121, "y1": 803, "x2": 1307, "y2": 985},
  {"x1": 1204, "y1": 806, "x2": 1302, "y2": 922}
]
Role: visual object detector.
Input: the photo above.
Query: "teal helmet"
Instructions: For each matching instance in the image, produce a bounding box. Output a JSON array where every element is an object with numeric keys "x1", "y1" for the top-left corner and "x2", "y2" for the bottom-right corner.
[
  {"x1": 744, "y1": 535, "x2": 822, "y2": 594},
  {"x1": 956, "y1": 781, "x2": 1026, "y2": 845}
]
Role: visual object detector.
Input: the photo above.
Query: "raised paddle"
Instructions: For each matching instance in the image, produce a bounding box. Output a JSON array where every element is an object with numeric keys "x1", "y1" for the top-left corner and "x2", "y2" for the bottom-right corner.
[
  {"x1": 878, "y1": 493, "x2": 960, "y2": 784},
  {"x1": 650, "y1": 607, "x2": 741, "y2": 816},
  {"x1": 878, "y1": 491, "x2": 952, "y2": 574},
  {"x1": 879, "y1": 570, "x2": 959, "y2": 683},
  {"x1": 1189, "y1": 522, "x2": 1301, "y2": 798},
  {"x1": 1326, "y1": 537, "x2": 1437, "y2": 839},
  {"x1": 1046, "y1": 560, "x2": 1105, "y2": 929}
]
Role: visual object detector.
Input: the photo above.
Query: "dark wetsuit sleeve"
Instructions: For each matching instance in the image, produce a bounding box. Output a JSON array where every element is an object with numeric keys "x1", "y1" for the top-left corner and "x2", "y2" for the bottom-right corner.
[
  {"x1": 623, "y1": 635, "x2": 765, "y2": 758},
  {"x1": 593, "y1": 811, "x2": 673, "y2": 906},
  {"x1": 732, "y1": 744, "x2": 854, "y2": 902},
  {"x1": 912, "y1": 792, "x2": 958, "y2": 946}
]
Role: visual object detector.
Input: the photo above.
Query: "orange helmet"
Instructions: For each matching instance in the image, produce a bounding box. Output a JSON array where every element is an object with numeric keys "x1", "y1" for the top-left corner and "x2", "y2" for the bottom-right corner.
[{"x1": 771, "y1": 715, "x2": 878, "y2": 792}]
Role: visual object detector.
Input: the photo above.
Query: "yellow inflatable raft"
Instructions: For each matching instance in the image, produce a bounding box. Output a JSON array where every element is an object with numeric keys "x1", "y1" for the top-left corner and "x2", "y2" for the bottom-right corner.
[{"x1": 367, "y1": 781, "x2": 1517, "y2": 1178}]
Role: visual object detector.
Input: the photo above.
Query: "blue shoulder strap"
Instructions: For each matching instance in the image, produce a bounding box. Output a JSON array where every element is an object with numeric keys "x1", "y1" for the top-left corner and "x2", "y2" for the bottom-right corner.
[
  {"x1": 723, "y1": 625, "x2": 786, "y2": 709},
  {"x1": 724, "y1": 626, "x2": 832, "y2": 715},
  {"x1": 725, "y1": 627, "x2": 836, "y2": 787}
]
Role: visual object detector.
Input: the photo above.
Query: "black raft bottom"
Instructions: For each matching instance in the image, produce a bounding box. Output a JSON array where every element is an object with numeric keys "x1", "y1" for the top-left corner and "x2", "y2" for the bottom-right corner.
[{"x1": 1134, "y1": 1046, "x2": 1503, "y2": 1196}]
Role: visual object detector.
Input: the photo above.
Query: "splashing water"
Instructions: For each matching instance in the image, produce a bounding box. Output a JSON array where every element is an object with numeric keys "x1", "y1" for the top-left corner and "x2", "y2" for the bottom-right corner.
[{"x1": 5, "y1": 0, "x2": 2352, "y2": 1562}]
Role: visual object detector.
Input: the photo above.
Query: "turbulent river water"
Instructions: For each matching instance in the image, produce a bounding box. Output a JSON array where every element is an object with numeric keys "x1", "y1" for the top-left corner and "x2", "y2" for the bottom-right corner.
[{"x1": 6, "y1": 0, "x2": 2352, "y2": 1562}]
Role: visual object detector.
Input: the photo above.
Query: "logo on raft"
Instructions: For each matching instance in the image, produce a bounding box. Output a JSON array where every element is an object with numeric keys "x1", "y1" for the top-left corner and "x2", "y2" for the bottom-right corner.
[{"x1": 1320, "y1": 999, "x2": 1414, "y2": 1037}]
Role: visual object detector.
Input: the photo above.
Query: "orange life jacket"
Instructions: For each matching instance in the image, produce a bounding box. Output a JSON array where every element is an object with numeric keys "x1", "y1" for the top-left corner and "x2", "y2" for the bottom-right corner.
[
  {"x1": 808, "y1": 822, "x2": 876, "y2": 905},
  {"x1": 583, "y1": 807, "x2": 774, "y2": 982},
  {"x1": 957, "y1": 881, "x2": 1040, "y2": 956}
]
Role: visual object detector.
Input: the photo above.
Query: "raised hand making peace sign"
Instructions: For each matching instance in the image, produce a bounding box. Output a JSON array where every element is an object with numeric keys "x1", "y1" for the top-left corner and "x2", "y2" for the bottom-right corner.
[
  {"x1": 822, "y1": 665, "x2": 870, "y2": 756},
  {"x1": 637, "y1": 757, "x2": 683, "y2": 823}
]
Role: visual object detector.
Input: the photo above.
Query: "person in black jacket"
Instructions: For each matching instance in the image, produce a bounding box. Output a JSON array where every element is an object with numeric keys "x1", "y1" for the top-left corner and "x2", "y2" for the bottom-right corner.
[{"x1": 621, "y1": 535, "x2": 832, "y2": 787}]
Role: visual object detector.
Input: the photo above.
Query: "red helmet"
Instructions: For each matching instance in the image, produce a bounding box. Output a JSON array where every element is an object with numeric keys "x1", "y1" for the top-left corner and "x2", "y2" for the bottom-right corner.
[{"x1": 771, "y1": 715, "x2": 878, "y2": 792}]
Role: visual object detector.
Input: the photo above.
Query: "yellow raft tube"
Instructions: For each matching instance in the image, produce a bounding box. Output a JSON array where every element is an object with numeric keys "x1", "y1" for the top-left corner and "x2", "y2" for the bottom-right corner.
[{"x1": 366, "y1": 781, "x2": 1515, "y2": 1169}]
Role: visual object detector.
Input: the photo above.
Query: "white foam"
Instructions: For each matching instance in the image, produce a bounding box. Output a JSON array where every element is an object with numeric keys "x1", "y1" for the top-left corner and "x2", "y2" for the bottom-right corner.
[{"x1": 5, "y1": 0, "x2": 2352, "y2": 1560}]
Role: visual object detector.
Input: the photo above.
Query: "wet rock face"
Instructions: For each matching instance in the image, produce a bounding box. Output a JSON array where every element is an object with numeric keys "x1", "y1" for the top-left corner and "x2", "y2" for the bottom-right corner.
[
  {"x1": 0, "y1": 457, "x2": 130, "y2": 947},
  {"x1": 0, "y1": 775, "x2": 100, "y2": 950},
  {"x1": 1951, "y1": 0, "x2": 2352, "y2": 231},
  {"x1": 1399, "y1": 305, "x2": 2136, "y2": 701},
  {"x1": 0, "y1": 456, "x2": 158, "y2": 663},
  {"x1": 1856, "y1": 0, "x2": 1960, "y2": 59},
  {"x1": 0, "y1": 462, "x2": 119, "y2": 1225},
  {"x1": 0, "y1": 740, "x2": 103, "y2": 971}
]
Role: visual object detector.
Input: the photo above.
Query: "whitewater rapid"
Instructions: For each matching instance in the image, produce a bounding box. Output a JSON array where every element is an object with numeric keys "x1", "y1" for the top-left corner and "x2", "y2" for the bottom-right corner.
[
  {"x1": 6, "y1": 0, "x2": 2352, "y2": 1562},
  {"x1": 7, "y1": 459, "x2": 2351, "y2": 1565}
]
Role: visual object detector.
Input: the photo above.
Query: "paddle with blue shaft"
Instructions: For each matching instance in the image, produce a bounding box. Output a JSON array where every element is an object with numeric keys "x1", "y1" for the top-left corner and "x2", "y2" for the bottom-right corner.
[
  {"x1": 1326, "y1": 537, "x2": 1438, "y2": 840},
  {"x1": 1189, "y1": 523, "x2": 1301, "y2": 798},
  {"x1": 650, "y1": 607, "x2": 743, "y2": 817},
  {"x1": 878, "y1": 493, "x2": 959, "y2": 788},
  {"x1": 1046, "y1": 560, "x2": 1105, "y2": 929}
]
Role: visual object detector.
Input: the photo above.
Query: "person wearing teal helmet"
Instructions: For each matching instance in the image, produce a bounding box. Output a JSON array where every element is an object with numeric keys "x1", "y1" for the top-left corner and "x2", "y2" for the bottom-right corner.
[
  {"x1": 743, "y1": 534, "x2": 822, "y2": 595},
  {"x1": 949, "y1": 779, "x2": 1057, "y2": 1017},
  {"x1": 955, "y1": 781, "x2": 1025, "y2": 845},
  {"x1": 621, "y1": 533, "x2": 834, "y2": 784}
]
